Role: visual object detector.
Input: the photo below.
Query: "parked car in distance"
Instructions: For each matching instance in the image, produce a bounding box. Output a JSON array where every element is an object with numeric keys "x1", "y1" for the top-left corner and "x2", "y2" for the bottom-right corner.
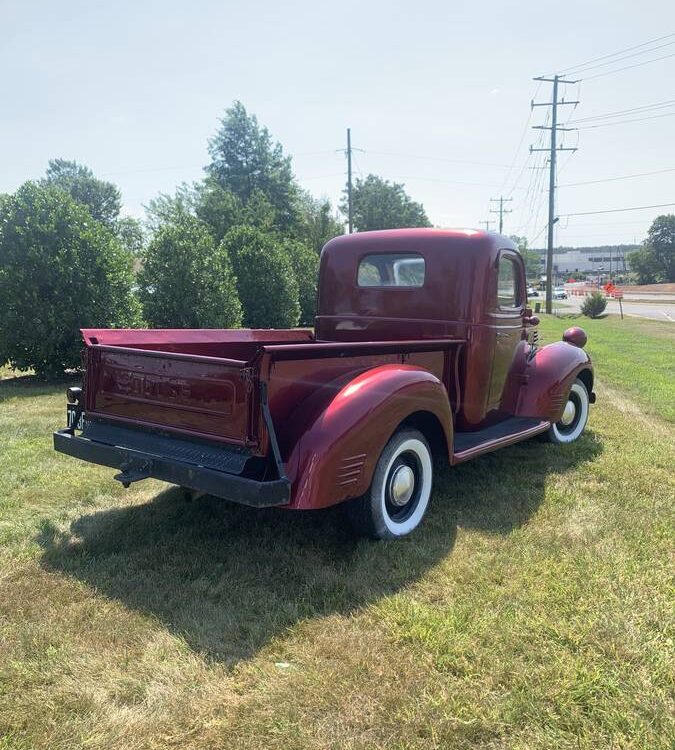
[
  {"x1": 527, "y1": 287, "x2": 539, "y2": 297},
  {"x1": 554, "y1": 287, "x2": 568, "y2": 299},
  {"x1": 54, "y1": 229, "x2": 595, "y2": 540}
]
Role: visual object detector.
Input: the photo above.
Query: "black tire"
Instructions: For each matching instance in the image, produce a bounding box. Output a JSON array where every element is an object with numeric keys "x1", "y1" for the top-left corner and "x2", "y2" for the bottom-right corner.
[
  {"x1": 546, "y1": 378, "x2": 590, "y2": 444},
  {"x1": 347, "y1": 428, "x2": 433, "y2": 540}
]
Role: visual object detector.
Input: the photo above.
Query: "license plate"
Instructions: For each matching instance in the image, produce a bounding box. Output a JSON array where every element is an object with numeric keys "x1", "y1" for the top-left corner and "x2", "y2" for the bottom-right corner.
[{"x1": 67, "y1": 404, "x2": 84, "y2": 430}]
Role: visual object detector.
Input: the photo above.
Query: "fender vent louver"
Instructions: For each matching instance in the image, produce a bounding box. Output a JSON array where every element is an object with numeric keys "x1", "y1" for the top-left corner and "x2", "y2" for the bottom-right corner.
[{"x1": 337, "y1": 453, "x2": 367, "y2": 486}]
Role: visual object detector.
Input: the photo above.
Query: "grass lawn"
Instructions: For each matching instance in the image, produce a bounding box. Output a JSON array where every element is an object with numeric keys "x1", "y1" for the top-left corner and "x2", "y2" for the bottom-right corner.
[
  {"x1": 537, "y1": 313, "x2": 675, "y2": 423},
  {"x1": 1, "y1": 318, "x2": 673, "y2": 749}
]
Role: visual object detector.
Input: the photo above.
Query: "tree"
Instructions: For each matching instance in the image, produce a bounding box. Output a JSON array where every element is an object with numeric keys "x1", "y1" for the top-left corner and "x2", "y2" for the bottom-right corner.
[
  {"x1": 283, "y1": 240, "x2": 319, "y2": 326},
  {"x1": 341, "y1": 174, "x2": 432, "y2": 232},
  {"x1": 138, "y1": 215, "x2": 242, "y2": 329},
  {"x1": 627, "y1": 246, "x2": 660, "y2": 284},
  {"x1": 628, "y1": 215, "x2": 675, "y2": 284},
  {"x1": 114, "y1": 216, "x2": 146, "y2": 256},
  {"x1": 510, "y1": 235, "x2": 541, "y2": 280},
  {"x1": 43, "y1": 159, "x2": 121, "y2": 226},
  {"x1": 206, "y1": 101, "x2": 300, "y2": 231},
  {"x1": 581, "y1": 291, "x2": 607, "y2": 319},
  {"x1": 144, "y1": 183, "x2": 198, "y2": 232},
  {"x1": 297, "y1": 192, "x2": 344, "y2": 253},
  {"x1": 193, "y1": 179, "x2": 244, "y2": 244},
  {"x1": 222, "y1": 226, "x2": 300, "y2": 328},
  {"x1": 0, "y1": 182, "x2": 140, "y2": 378}
]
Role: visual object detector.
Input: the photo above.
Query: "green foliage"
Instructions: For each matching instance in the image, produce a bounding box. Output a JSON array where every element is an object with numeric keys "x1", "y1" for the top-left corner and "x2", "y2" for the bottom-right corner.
[
  {"x1": 628, "y1": 214, "x2": 675, "y2": 284},
  {"x1": 581, "y1": 291, "x2": 607, "y2": 319},
  {"x1": 43, "y1": 159, "x2": 121, "y2": 226},
  {"x1": 628, "y1": 246, "x2": 660, "y2": 284},
  {"x1": 138, "y1": 215, "x2": 242, "y2": 329},
  {"x1": 296, "y1": 192, "x2": 344, "y2": 253},
  {"x1": 0, "y1": 182, "x2": 140, "y2": 378},
  {"x1": 510, "y1": 234, "x2": 541, "y2": 280},
  {"x1": 144, "y1": 183, "x2": 198, "y2": 232},
  {"x1": 193, "y1": 179, "x2": 243, "y2": 243},
  {"x1": 222, "y1": 226, "x2": 300, "y2": 328},
  {"x1": 342, "y1": 174, "x2": 432, "y2": 232},
  {"x1": 114, "y1": 216, "x2": 146, "y2": 256},
  {"x1": 627, "y1": 215, "x2": 674, "y2": 284},
  {"x1": 283, "y1": 240, "x2": 319, "y2": 326},
  {"x1": 207, "y1": 101, "x2": 300, "y2": 231},
  {"x1": 647, "y1": 214, "x2": 675, "y2": 281}
]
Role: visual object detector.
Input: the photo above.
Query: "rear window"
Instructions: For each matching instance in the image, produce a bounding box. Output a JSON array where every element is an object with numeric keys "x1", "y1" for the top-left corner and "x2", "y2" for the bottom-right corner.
[{"x1": 357, "y1": 253, "x2": 425, "y2": 287}]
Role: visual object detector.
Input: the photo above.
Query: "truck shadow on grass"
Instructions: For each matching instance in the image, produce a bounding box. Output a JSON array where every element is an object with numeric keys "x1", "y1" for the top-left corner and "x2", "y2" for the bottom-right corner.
[{"x1": 38, "y1": 433, "x2": 602, "y2": 666}]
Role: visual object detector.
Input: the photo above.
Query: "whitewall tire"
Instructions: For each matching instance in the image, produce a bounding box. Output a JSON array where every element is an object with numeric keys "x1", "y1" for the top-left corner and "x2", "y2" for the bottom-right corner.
[
  {"x1": 547, "y1": 379, "x2": 590, "y2": 444},
  {"x1": 348, "y1": 429, "x2": 433, "y2": 540}
]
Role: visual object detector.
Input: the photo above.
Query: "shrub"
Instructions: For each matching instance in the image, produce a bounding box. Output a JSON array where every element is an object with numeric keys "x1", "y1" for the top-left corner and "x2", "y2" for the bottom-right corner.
[
  {"x1": 283, "y1": 239, "x2": 319, "y2": 326},
  {"x1": 0, "y1": 182, "x2": 140, "y2": 378},
  {"x1": 222, "y1": 226, "x2": 300, "y2": 328},
  {"x1": 138, "y1": 214, "x2": 242, "y2": 328},
  {"x1": 581, "y1": 291, "x2": 607, "y2": 319}
]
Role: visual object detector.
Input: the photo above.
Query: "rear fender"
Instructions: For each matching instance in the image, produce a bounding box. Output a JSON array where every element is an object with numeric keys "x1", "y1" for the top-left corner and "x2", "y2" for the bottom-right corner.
[
  {"x1": 515, "y1": 341, "x2": 594, "y2": 422},
  {"x1": 284, "y1": 365, "x2": 453, "y2": 510}
]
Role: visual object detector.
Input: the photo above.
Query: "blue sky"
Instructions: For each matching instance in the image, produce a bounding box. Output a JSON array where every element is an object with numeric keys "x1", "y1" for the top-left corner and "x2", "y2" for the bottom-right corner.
[{"x1": 1, "y1": 0, "x2": 673, "y2": 247}]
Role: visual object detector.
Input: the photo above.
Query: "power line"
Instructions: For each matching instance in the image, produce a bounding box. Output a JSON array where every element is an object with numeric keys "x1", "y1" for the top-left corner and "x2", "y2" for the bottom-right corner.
[
  {"x1": 558, "y1": 167, "x2": 675, "y2": 187},
  {"x1": 568, "y1": 98, "x2": 675, "y2": 123},
  {"x1": 499, "y1": 81, "x2": 542, "y2": 195},
  {"x1": 553, "y1": 32, "x2": 675, "y2": 75},
  {"x1": 559, "y1": 202, "x2": 675, "y2": 217},
  {"x1": 364, "y1": 150, "x2": 510, "y2": 168},
  {"x1": 562, "y1": 40, "x2": 675, "y2": 75},
  {"x1": 383, "y1": 175, "x2": 526, "y2": 189},
  {"x1": 577, "y1": 111, "x2": 675, "y2": 129},
  {"x1": 554, "y1": 232, "x2": 644, "y2": 239},
  {"x1": 528, "y1": 223, "x2": 549, "y2": 246},
  {"x1": 582, "y1": 52, "x2": 675, "y2": 81},
  {"x1": 556, "y1": 219, "x2": 651, "y2": 227}
]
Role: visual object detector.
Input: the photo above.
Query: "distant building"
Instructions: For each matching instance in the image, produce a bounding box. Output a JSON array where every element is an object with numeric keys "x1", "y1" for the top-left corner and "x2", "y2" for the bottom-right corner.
[{"x1": 533, "y1": 245, "x2": 637, "y2": 279}]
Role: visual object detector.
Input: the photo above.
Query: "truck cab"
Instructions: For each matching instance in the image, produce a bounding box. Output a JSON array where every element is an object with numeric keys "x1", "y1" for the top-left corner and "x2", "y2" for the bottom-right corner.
[
  {"x1": 55, "y1": 228, "x2": 595, "y2": 540},
  {"x1": 316, "y1": 228, "x2": 581, "y2": 430}
]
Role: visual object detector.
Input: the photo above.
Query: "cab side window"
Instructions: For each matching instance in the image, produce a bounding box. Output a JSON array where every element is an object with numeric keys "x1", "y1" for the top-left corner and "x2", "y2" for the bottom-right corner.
[{"x1": 497, "y1": 256, "x2": 519, "y2": 308}]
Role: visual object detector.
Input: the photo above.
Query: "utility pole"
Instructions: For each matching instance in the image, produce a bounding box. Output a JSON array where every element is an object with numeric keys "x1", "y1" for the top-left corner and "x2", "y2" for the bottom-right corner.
[
  {"x1": 346, "y1": 128, "x2": 353, "y2": 234},
  {"x1": 480, "y1": 220, "x2": 494, "y2": 231},
  {"x1": 489, "y1": 196, "x2": 513, "y2": 234},
  {"x1": 531, "y1": 75, "x2": 579, "y2": 313}
]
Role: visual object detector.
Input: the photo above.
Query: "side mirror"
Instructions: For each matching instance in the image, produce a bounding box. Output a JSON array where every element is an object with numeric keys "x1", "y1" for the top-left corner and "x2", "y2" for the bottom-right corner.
[{"x1": 524, "y1": 315, "x2": 540, "y2": 327}]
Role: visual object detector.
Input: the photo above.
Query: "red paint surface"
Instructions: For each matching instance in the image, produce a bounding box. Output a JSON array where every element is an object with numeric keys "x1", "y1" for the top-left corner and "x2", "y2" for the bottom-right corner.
[{"x1": 78, "y1": 229, "x2": 593, "y2": 509}]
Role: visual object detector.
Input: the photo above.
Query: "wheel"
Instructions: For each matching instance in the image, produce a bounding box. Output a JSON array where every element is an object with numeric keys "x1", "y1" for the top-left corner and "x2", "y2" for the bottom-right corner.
[
  {"x1": 546, "y1": 378, "x2": 589, "y2": 444},
  {"x1": 347, "y1": 428, "x2": 433, "y2": 540}
]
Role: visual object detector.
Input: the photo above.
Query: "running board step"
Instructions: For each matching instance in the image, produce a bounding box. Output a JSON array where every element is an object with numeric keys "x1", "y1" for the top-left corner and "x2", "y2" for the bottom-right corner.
[{"x1": 453, "y1": 417, "x2": 550, "y2": 464}]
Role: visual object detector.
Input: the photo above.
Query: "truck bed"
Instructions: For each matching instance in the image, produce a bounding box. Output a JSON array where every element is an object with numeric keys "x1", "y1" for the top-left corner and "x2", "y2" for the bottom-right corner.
[{"x1": 79, "y1": 328, "x2": 465, "y2": 457}]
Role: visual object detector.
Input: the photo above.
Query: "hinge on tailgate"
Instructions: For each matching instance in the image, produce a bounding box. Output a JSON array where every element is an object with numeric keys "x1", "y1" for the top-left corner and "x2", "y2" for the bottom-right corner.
[
  {"x1": 240, "y1": 366, "x2": 256, "y2": 389},
  {"x1": 259, "y1": 381, "x2": 287, "y2": 481}
]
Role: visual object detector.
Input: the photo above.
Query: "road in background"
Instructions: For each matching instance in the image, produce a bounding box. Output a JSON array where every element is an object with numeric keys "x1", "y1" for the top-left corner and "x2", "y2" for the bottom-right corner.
[{"x1": 543, "y1": 294, "x2": 675, "y2": 322}]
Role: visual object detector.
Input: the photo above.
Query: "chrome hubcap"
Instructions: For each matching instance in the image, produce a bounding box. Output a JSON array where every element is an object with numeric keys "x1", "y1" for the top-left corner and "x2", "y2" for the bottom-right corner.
[
  {"x1": 389, "y1": 465, "x2": 415, "y2": 506},
  {"x1": 560, "y1": 399, "x2": 576, "y2": 426}
]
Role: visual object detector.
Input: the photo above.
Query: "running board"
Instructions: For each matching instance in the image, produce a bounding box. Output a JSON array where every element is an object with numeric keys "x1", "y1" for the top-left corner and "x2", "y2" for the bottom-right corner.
[{"x1": 452, "y1": 417, "x2": 550, "y2": 464}]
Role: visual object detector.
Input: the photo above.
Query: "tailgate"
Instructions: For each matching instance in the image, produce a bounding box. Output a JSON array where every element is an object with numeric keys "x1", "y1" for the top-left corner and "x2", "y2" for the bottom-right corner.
[{"x1": 85, "y1": 345, "x2": 259, "y2": 448}]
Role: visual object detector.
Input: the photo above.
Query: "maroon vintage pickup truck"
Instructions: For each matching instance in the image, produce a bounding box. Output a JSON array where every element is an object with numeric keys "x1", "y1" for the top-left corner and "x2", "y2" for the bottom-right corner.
[{"x1": 54, "y1": 228, "x2": 595, "y2": 539}]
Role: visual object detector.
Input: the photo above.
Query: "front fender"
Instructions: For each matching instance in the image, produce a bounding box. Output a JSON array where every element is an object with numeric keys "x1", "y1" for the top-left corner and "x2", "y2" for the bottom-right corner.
[
  {"x1": 516, "y1": 341, "x2": 593, "y2": 422},
  {"x1": 285, "y1": 365, "x2": 453, "y2": 510}
]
